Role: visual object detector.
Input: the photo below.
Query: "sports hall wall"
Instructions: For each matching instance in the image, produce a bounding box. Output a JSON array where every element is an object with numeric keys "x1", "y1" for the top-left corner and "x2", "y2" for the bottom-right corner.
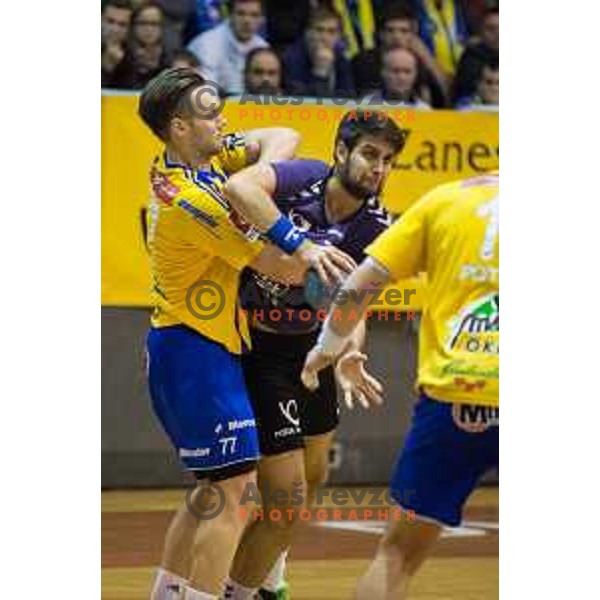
[{"x1": 101, "y1": 94, "x2": 499, "y2": 487}]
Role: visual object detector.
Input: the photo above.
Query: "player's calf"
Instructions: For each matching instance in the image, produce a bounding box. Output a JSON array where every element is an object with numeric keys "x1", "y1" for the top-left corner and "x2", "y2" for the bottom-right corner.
[
  {"x1": 228, "y1": 450, "x2": 309, "y2": 594},
  {"x1": 186, "y1": 469, "x2": 258, "y2": 597},
  {"x1": 355, "y1": 519, "x2": 442, "y2": 600}
]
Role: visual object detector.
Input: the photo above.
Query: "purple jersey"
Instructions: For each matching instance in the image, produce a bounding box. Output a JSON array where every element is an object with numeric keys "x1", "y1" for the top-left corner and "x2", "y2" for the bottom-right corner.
[{"x1": 240, "y1": 159, "x2": 391, "y2": 334}]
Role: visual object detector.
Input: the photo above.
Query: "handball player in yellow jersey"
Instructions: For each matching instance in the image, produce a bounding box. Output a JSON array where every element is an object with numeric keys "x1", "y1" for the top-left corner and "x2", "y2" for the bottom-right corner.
[
  {"x1": 302, "y1": 173, "x2": 499, "y2": 599},
  {"x1": 138, "y1": 67, "x2": 355, "y2": 600}
]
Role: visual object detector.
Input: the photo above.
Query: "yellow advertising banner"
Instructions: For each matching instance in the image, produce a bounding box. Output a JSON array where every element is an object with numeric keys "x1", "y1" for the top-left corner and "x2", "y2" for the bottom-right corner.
[{"x1": 101, "y1": 94, "x2": 498, "y2": 307}]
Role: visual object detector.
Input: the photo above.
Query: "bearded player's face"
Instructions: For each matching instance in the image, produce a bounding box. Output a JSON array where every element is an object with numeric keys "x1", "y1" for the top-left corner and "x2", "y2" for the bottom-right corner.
[{"x1": 337, "y1": 135, "x2": 396, "y2": 199}]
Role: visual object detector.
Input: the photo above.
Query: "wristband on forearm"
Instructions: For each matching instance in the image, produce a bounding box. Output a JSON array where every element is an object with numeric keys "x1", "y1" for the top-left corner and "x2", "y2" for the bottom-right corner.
[{"x1": 265, "y1": 215, "x2": 306, "y2": 255}]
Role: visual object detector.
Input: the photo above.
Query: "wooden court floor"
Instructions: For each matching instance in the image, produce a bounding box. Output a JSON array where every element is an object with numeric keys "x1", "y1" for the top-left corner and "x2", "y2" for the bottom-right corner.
[{"x1": 102, "y1": 486, "x2": 498, "y2": 600}]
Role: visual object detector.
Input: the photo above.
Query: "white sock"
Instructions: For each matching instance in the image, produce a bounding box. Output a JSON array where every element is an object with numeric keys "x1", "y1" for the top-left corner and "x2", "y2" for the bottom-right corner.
[
  {"x1": 221, "y1": 577, "x2": 258, "y2": 599},
  {"x1": 183, "y1": 586, "x2": 218, "y2": 600},
  {"x1": 262, "y1": 551, "x2": 288, "y2": 592},
  {"x1": 150, "y1": 568, "x2": 188, "y2": 600}
]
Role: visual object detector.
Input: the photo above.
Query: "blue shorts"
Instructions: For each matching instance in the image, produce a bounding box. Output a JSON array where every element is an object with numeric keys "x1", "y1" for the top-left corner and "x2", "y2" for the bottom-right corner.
[
  {"x1": 147, "y1": 325, "x2": 260, "y2": 474},
  {"x1": 390, "y1": 393, "x2": 499, "y2": 527}
]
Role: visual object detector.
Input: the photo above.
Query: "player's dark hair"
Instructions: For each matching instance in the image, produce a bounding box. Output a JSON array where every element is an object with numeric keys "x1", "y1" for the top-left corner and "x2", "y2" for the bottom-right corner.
[
  {"x1": 335, "y1": 109, "x2": 408, "y2": 156},
  {"x1": 139, "y1": 67, "x2": 206, "y2": 141}
]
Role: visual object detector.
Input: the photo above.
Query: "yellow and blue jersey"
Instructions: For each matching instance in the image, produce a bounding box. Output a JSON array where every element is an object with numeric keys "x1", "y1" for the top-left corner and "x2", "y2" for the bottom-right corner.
[
  {"x1": 146, "y1": 133, "x2": 264, "y2": 355},
  {"x1": 366, "y1": 173, "x2": 499, "y2": 407}
]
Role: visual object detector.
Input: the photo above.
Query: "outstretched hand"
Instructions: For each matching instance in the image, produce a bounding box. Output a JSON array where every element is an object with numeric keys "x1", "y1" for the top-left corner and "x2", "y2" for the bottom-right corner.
[{"x1": 335, "y1": 350, "x2": 384, "y2": 410}]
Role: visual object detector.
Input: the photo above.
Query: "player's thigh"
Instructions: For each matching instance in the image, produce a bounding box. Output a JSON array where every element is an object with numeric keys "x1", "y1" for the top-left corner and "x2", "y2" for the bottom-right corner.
[
  {"x1": 304, "y1": 430, "x2": 335, "y2": 488},
  {"x1": 390, "y1": 393, "x2": 498, "y2": 528},
  {"x1": 189, "y1": 465, "x2": 257, "y2": 520},
  {"x1": 241, "y1": 337, "x2": 307, "y2": 458},
  {"x1": 147, "y1": 325, "x2": 260, "y2": 474},
  {"x1": 257, "y1": 449, "x2": 308, "y2": 505}
]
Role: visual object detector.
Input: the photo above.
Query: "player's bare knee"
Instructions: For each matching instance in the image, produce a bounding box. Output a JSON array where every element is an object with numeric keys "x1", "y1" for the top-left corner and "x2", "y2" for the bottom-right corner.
[
  {"x1": 304, "y1": 435, "x2": 333, "y2": 499},
  {"x1": 381, "y1": 520, "x2": 440, "y2": 576},
  {"x1": 262, "y1": 483, "x2": 310, "y2": 537},
  {"x1": 262, "y1": 504, "x2": 306, "y2": 542}
]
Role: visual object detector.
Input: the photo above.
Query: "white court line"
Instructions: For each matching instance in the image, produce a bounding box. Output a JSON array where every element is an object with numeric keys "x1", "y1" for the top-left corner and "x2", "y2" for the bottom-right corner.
[{"x1": 318, "y1": 519, "x2": 499, "y2": 539}]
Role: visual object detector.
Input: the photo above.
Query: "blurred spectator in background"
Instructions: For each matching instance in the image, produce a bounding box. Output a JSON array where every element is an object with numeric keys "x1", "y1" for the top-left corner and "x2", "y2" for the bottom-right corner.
[
  {"x1": 368, "y1": 47, "x2": 430, "y2": 107},
  {"x1": 353, "y1": 3, "x2": 447, "y2": 106},
  {"x1": 264, "y1": 0, "x2": 313, "y2": 53},
  {"x1": 243, "y1": 47, "x2": 283, "y2": 94},
  {"x1": 452, "y1": 5, "x2": 498, "y2": 103},
  {"x1": 282, "y1": 4, "x2": 354, "y2": 98},
  {"x1": 461, "y1": 0, "x2": 493, "y2": 34},
  {"x1": 110, "y1": 2, "x2": 170, "y2": 89},
  {"x1": 187, "y1": 0, "x2": 268, "y2": 95},
  {"x1": 101, "y1": 0, "x2": 133, "y2": 86},
  {"x1": 455, "y1": 56, "x2": 498, "y2": 109},
  {"x1": 151, "y1": 0, "x2": 197, "y2": 55},
  {"x1": 410, "y1": 0, "x2": 469, "y2": 78},
  {"x1": 170, "y1": 49, "x2": 201, "y2": 70}
]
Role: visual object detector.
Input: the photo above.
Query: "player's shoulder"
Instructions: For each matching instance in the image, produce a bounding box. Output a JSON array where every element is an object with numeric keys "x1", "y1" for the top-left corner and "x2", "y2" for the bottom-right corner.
[
  {"x1": 222, "y1": 132, "x2": 247, "y2": 153},
  {"x1": 151, "y1": 154, "x2": 227, "y2": 215},
  {"x1": 423, "y1": 172, "x2": 499, "y2": 207},
  {"x1": 292, "y1": 159, "x2": 330, "y2": 185},
  {"x1": 150, "y1": 154, "x2": 193, "y2": 206},
  {"x1": 281, "y1": 164, "x2": 329, "y2": 206},
  {"x1": 458, "y1": 171, "x2": 499, "y2": 194},
  {"x1": 212, "y1": 132, "x2": 250, "y2": 175}
]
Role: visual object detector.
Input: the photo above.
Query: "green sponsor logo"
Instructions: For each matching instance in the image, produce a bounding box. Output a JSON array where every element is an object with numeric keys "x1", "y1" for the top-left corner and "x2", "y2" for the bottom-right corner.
[
  {"x1": 440, "y1": 361, "x2": 499, "y2": 379},
  {"x1": 448, "y1": 293, "x2": 499, "y2": 351}
]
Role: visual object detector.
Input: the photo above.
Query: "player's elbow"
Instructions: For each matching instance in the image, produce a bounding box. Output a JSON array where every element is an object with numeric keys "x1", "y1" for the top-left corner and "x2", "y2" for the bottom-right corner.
[
  {"x1": 282, "y1": 127, "x2": 301, "y2": 148},
  {"x1": 224, "y1": 163, "x2": 274, "y2": 201},
  {"x1": 258, "y1": 127, "x2": 301, "y2": 161},
  {"x1": 223, "y1": 177, "x2": 249, "y2": 212}
]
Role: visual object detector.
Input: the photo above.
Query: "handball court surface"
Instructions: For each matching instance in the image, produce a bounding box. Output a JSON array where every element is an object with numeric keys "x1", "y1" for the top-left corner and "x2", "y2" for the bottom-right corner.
[{"x1": 102, "y1": 486, "x2": 498, "y2": 600}]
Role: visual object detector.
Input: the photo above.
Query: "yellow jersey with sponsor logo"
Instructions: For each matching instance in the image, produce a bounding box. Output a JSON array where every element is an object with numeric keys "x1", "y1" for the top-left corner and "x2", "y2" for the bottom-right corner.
[
  {"x1": 146, "y1": 134, "x2": 264, "y2": 354},
  {"x1": 366, "y1": 174, "x2": 499, "y2": 407}
]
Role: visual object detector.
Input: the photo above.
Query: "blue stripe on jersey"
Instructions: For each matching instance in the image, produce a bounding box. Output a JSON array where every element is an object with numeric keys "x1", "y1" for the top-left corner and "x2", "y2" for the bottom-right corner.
[
  {"x1": 191, "y1": 173, "x2": 230, "y2": 211},
  {"x1": 177, "y1": 199, "x2": 221, "y2": 234}
]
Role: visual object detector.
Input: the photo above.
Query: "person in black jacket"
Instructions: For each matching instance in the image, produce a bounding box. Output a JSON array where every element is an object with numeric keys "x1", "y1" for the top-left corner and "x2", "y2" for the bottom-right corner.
[
  {"x1": 452, "y1": 6, "x2": 499, "y2": 103},
  {"x1": 352, "y1": 2, "x2": 448, "y2": 106},
  {"x1": 282, "y1": 4, "x2": 355, "y2": 99}
]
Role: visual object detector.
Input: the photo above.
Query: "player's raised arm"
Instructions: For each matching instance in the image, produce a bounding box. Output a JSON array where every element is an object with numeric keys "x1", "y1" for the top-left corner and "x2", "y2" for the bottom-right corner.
[
  {"x1": 223, "y1": 160, "x2": 356, "y2": 286},
  {"x1": 244, "y1": 127, "x2": 302, "y2": 163}
]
